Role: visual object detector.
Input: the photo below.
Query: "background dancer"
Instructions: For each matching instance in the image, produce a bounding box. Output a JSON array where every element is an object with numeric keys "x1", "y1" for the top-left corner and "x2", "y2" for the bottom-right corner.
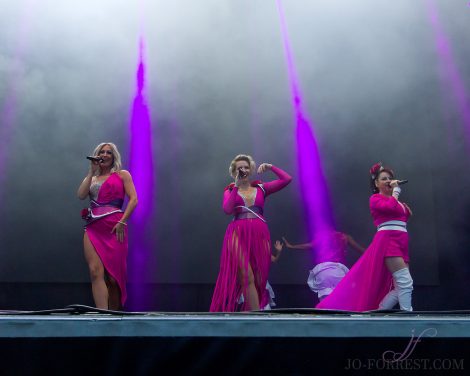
[
  {"x1": 210, "y1": 154, "x2": 291, "y2": 312},
  {"x1": 77, "y1": 142, "x2": 138, "y2": 310},
  {"x1": 316, "y1": 162, "x2": 413, "y2": 311},
  {"x1": 280, "y1": 231, "x2": 364, "y2": 301}
]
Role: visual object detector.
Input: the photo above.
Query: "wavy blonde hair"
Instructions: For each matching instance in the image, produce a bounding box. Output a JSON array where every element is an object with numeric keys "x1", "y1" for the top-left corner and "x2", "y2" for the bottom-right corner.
[
  {"x1": 229, "y1": 154, "x2": 256, "y2": 178},
  {"x1": 92, "y1": 142, "x2": 122, "y2": 175}
]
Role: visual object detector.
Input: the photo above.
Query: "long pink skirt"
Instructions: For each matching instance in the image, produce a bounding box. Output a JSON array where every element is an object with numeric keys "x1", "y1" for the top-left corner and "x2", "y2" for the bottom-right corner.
[
  {"x1": 85, "y1": 212, "x2": 128, "y2": 306},
  {"x1": 210, "y1": 218, "x2": 271, "y2": 312},
  {"x1": 316, "y1": 230, "x2": 409, "y2": 312}
]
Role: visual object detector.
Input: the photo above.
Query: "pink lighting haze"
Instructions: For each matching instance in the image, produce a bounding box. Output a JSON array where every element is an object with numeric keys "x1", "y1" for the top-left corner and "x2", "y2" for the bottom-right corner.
[
  {"x1": 425, "y1": 0, "x2": 470, "y2": 149},
  {"x1": 127, "y1": 38, "x2": 155, "y2": 309},
  {"x1": 276, "y1": 0, "x2": 335, "y2": 262}
]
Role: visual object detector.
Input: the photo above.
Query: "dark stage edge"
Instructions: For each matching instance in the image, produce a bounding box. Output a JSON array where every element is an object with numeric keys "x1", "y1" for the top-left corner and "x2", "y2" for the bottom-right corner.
[{"x1": 1, "y1": 307, "x2": 469, "y2": 375}]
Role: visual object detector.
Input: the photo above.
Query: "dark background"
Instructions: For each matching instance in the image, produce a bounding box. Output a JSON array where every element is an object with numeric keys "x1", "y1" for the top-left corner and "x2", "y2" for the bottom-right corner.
[{"x1": 0, "y1": 0, "x2": 469, "y2": 311}]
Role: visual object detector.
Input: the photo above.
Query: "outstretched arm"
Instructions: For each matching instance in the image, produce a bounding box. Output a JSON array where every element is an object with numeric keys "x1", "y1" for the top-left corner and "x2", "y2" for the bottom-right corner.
[
  {"x1": 282, "y1": 236, "x2": 312, "y2": 250},
  {"x1": 346, "y1": 235, "x2": 365, "y2": 254}
]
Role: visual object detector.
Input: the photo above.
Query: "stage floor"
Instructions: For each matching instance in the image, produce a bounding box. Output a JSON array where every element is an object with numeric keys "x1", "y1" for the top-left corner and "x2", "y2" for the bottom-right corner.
[
  {"x1": 1, "y1": 307, "x2": 470, "y2": 338},
  {"x1": 1, "y1": 307, "x2": 468, "y2": 374}
]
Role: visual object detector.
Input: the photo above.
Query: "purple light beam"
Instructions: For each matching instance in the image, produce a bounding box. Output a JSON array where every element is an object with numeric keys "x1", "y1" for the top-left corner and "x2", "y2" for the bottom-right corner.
[
  {"x1": 127, "y1": 38, "x2": 155, "y2": 310},
  {"x1": 276, "y1": 0, "x2": 336, "y2": 262}
]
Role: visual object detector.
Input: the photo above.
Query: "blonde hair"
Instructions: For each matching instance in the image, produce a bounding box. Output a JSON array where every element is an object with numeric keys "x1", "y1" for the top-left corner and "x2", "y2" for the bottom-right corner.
[
  {"x1": 229, "y1": 154, "x2": 256, "y2": 178},
  {"x1": 92, "y1": 142, "x2": 122, "y2": 175}
]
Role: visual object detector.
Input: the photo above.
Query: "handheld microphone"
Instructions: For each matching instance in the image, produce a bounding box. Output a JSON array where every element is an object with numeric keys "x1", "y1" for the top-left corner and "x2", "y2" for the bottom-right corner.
[
  {"x1": 398, "y1": 180, "x2": 408, "y2": 185},
  {"x1": 238, "y1": 169, "x2": 247, "y2": 179},
  {"x1": 86, "y1": 156, "x2": 103, "y2": 163}
]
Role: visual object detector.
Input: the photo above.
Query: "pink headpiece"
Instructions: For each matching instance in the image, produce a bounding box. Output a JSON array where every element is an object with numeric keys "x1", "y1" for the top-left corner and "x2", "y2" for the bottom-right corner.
[{"x1": 369, "y1": 162, "x2": 384, "y2": 180}]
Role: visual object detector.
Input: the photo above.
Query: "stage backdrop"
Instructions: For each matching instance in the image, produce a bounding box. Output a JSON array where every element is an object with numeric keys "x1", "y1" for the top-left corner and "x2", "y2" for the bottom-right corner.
[{"x1": 1, "y1": 0, "x2": 469, "y2": 304}]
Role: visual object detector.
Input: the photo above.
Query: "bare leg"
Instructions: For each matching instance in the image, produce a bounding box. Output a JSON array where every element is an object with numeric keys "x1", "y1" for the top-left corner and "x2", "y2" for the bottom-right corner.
[
  {"x1": 231, "y1": 231, "x2": 261, "y2": 311},
  {"x1": 105, "y1": 273, "x2": 122, "y2": 311},
  {"x1": 238, "y1": 263, "x2": 260, "y2": 311},
  {"x1": 84, "y1": 233, "x2": 108, "y2": 309},
  {"x1": 385, "y1": 257, "x2": 408, "y2": 273},
  {"x1": 246, "y1": 264, "x2": 260, "y2": 311}
]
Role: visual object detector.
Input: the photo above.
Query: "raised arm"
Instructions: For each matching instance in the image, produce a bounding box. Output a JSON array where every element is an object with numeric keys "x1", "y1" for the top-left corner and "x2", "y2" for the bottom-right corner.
[
  {"x1": 260, "y1": 165, "x2": 292, "y2": 196},
  {"x1": 271, "y1": 240, "x2": 284, "y2": 262},
  {"x1": 77, "y1": 174, "x2": 93, "y2": 200},
  {"x1": 222, "y1": 186, "x2": 239, "y2": 215},
  {"x1": 77, "y1": 161, "x2": 100, "y2": 200},
  {"x1": 370, "y1": 194, "x2": 403, "y2": 215}
]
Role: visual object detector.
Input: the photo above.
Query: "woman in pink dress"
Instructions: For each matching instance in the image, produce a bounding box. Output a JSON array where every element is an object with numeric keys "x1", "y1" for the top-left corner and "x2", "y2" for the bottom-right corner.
[
  {"x1": 316, "y1": 162, "x2": 413, "y2": 311},
  {"x1": 77, "y1": 142, "x2": 138, "y2": 310},
  {"x1": 210, "y1": 154, "x2": 292, "y2": 312}
]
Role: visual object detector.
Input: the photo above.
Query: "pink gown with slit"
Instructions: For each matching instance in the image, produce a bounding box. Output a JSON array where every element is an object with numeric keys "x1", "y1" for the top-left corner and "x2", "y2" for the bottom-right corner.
[
  {"x1": 316, "y1": 193, "x2": 411, "y2": 312},
  {"x1": 210, "y1": 166, "x2": 292, "y2": 312},
  {"x1": 84, "y1": 172, "x2": 128, "y2": 306}
]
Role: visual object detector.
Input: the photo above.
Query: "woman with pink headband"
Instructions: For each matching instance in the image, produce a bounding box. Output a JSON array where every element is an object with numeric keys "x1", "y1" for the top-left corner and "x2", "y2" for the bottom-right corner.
[{"x1": 317, "y1": 162, "x2": 413, "y2": 311}]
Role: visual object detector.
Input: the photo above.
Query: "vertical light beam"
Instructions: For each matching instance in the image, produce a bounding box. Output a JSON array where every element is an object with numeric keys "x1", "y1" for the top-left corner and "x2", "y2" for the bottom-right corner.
[
  {"x1": 0, "y1": 0, "x2": 37, "y2": 203},
  {"x1": 425, "y1": 0, "x2": 470, "y2": 149},
  {"x1": 276, "y1": 0, "x2": 335, "y2": 262},
  {"x1": 127, "y1": 38, "x2": 154, "y2": 310}
]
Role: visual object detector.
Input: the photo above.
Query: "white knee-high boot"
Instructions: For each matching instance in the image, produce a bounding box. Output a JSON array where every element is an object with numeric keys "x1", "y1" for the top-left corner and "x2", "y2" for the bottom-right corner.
[
  {"x1": 394, "y1": 267, "x2": 413, "y2": 311},
  {"x1": 379, "y1": 286, "x2": 398, "y2": 310},
  {"x1": 379, "y1": 268, "x2": 413, "y2": 310}
]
